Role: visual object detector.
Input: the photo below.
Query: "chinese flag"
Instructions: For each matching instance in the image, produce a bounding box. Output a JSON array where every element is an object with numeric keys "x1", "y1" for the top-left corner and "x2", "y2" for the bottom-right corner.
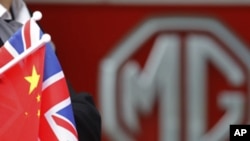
[{"x1": 0, "y1": 21, "x2": 45, "y2": 140}]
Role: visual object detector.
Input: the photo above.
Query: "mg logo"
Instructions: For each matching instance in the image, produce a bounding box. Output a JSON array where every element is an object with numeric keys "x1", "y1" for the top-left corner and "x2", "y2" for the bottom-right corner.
[{"x1": 99, "y1": 17, "x2": 250, "y2": 141}]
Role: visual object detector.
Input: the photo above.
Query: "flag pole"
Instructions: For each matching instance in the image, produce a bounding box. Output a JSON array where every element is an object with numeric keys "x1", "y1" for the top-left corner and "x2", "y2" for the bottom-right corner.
[
  {"x1": 0, "y1": 34, "x2": 51, "y2": 75},
  {"x1": 0, "y1": 11, "x2": 51, "y2": 75},
  {"x1": 32, "y1": 11, "x2": 42, "y2": 21}
]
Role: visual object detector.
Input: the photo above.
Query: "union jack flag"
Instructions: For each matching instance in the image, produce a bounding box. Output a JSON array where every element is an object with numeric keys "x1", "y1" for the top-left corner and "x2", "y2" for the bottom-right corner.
[{"x1": 0, "y1": 14, "x2": 78, "y2": 141}]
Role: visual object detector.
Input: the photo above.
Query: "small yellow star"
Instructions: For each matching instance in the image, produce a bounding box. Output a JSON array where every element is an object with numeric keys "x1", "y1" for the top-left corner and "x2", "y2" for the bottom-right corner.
[
  {"x1": 25, "y1": 112, "x2": 29, "y2": 116},
  {"x1": 25, "y1": 66, "x2": 40, "y2": 94},
  {"x1": 36, "y1": 94, "x2": 41, "y2": 102},
  {"x1": 37, "y1": 109, "x2": 41, "y2": 117}
]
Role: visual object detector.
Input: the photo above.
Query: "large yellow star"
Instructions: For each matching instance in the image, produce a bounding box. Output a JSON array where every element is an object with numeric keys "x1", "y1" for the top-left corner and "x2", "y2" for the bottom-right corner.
[{"x1": 25, "y1": 65, "x2": 40, "y2": 94}]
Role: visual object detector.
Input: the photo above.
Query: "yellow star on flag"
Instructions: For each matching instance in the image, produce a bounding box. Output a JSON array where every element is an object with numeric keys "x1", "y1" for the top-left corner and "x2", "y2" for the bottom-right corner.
[
  {"x1": 36, "y1": 94, "x2": 41, "y2": 102},
  {"x1": 25, "y1": 65, "x2": 40, "y2": 94},
  {"x1": 37, "y1": 109, "x2": 41, "y2": 117}
]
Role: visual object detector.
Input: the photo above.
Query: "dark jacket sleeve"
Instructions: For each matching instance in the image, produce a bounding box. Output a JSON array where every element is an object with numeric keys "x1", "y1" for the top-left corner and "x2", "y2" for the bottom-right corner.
[{"x1": 68, "y1": 84, "x2": 102, "y2": 141}]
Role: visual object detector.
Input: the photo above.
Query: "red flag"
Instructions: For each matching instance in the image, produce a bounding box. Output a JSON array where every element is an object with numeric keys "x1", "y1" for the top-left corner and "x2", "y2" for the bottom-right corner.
[{"x1": 0, "y1": 28, "x2": 45, "y2": 140}]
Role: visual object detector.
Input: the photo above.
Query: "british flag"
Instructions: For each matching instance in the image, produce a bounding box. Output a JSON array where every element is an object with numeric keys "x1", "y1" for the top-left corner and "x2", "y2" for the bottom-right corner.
[
  {"x1": 38, "y1": 25, "x2": 78, "y2": 140},
  {"x1": 0, "y1": 14, "x2": 78, "y2": 141}
]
